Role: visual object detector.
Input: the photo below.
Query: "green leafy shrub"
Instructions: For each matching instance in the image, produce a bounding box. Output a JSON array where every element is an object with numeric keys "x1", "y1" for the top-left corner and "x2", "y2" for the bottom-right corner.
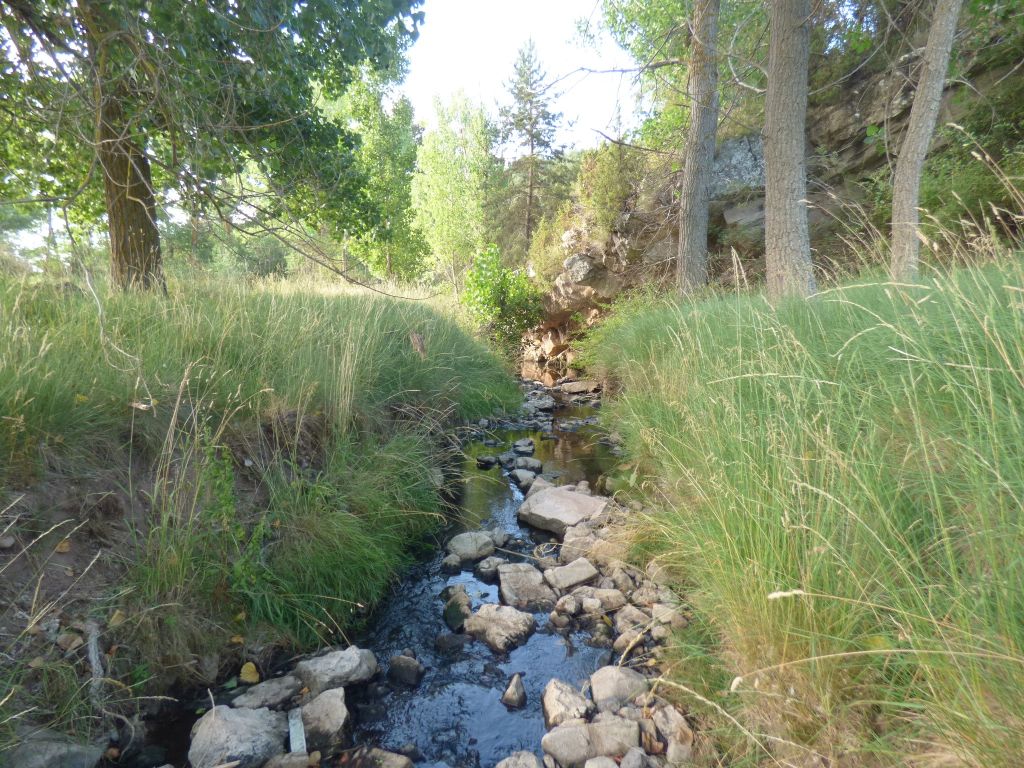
[{"x1": 462, "y1": 244, "x2": 543, "y2": 347}]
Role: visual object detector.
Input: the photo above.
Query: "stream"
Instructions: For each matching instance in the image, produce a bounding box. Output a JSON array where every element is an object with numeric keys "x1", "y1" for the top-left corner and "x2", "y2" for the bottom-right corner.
[
  {"x1": 146, "y1": 384, "x2": 617, "y2": 768},
  {"x1": 348, "y1": 395, "x2": 616, "y2": 767}
]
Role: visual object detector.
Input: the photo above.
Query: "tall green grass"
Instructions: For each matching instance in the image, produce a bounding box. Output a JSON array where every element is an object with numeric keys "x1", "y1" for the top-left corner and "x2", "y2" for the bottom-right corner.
[
  {"x1": 0, "y1": 273, "x2": 518, "y2": 700},
  {"x1": 584, "y1": 259, "x2": 1024, "y2": 765}
]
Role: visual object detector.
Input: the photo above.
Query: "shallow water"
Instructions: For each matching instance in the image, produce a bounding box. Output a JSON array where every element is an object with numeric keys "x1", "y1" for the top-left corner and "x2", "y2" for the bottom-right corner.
[
  {"x1": 143, "y1": 401, "x2": 615, "y2": 768},
  {"x1": 349, "y1": 405, "x2": 616, "y2": 767}
]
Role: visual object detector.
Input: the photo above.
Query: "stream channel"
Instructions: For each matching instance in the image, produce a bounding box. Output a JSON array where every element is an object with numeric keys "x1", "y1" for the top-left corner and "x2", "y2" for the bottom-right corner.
[{"x1": 154, "y1": 388, "x2": 616, "y2": 768}]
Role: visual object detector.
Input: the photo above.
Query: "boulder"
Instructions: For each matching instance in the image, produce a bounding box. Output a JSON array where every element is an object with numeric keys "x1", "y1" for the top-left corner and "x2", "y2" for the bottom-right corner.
[
  {"x1": 543, "y1": 678, "x2": 593, "y2": 727},
  {"x1": 475, "y1": 555, "x2": 508, "y2": 582},
  {"x1": 541, "y1": 718, "x2": 639, "y2": 768},
  {"x1": 512, "y1": 438, "x2": 536, "y2": 455},
  {"x1": 387, "y1": 654, "x2": 425, "y2": 687},
  {"x1": 514, "y1": 456, "x2": 544, "y2": 473},
  {"x1": 464, "y1": 604, "x2": 536, "y2": 652},
  {"x1": 526, "y1": 476, "x2": 554, "y2": 498},
  {"x1": 188, "y1": 705, "x2": 287, "y2": 768},
  {"x1": 497, "y1": 751, "x2": 543, "y2": 768},
  {"x1": 499, "y1": 451, "x2": 518, "y2": 469},
  {"x1": 510, "y1": 469, "x2": 537, "y2": 490},
  {"x1": 501, "y1": 672, "x2": 527, "y2": 708},
  {"x1": 620, "y1": 746, "x2": 652, "y2": 768},
  {"x1": 518, "y1": 488, "x2": 608, "y2": 538},
  {"x1": 301, "y1": 687, "x2": 349, "y2": 751},
  {"x1": 265, "y1": 754, "x2": 312, "y2": 768},
  {"x1": 561, "y1": 380, "x2": 600, "y2": 395},
  {"x1": 353, "y1": 747, "x2": 414, "y2": 768},
  {"x1": 476, "y1": 455, "x2": 498, "y2": 469},
  {"x1": 584, "y1": 758, "x2": 618, "y2": 768},
  {"x1": 294, "y1": 647, "x2": 378, "y2": 696},
  {"x1": 560, "y1": 534, "x2": 597, "y2": 564},
  {"x1": 232, "y1": 674, "x2": 302, "y2": 710},
  {"x1": 571, "y1": 587, "x2": 627, "y2": 613},
  {"x1": 652, "y1": 705, "x2": 694, "y2": 765},
  {"x1": 545, "y1": 558, "x2": 599, "y2": 591},
  {"x1": 443, "y1": 588, "x2": 472, "y2": 632},
  {"x1": 447, "y1": 531, "x2": 495, "y2": 562},
  {"x1": 590, "y1": 666, "x2": 649, "y2": 712},
  {"x1": 498, "y1": 563, "x2": 557, "y2": 611},
  {"x1": 7, "y1": 730, "x2": 103, "y2": 768},
  {"x1": 441, "y1": 553, "x2": 462, "y2": 573},
  {"x1": 614, "y1": 605, "x2": 651, "y2": 635}
]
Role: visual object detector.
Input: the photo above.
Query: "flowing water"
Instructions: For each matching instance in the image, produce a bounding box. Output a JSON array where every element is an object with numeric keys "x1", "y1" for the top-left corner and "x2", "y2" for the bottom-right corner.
[
  {"x1": 349, "y1": 402, "x2": 616, "y2": 767},
  {"x1": 145, "y1": 397, "x2": 615, "y2": 768}
]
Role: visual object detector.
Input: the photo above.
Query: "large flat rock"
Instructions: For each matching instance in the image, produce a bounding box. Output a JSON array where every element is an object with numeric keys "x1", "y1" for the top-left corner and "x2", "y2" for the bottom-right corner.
[
  {"x1": 518, "y1": 487, "x2": 608, "y2": 538},
  {"x1": 498, "y1": 563, "x2": 557, "y2": 611},
  {"x1": 188, "y1": 705, "x2": 287, "y2": 768},
  {"x1": 294, "y1": 647, "x2": 378, "y2": 696},
  {"x1": 464, "y1": 603, "x2": 536, "y2": 652},
  {"x1": 545, "y1": 558, "x2": 599, "y2": 591}
]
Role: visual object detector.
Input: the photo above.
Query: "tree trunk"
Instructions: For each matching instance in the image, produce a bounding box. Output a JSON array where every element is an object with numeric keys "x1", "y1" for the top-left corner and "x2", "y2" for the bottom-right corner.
[
  {"x1": 677, "y1": 0, "x2": 721, "y2": 293},
  {"x1": 525, "y1": 141, "x2": 536, "y2": 251},
  {"x1": 890, "y1": 0, "x2": 963, "y2": 281},
  {"x1": 764, "y1": 0, "x2": 816, "y2": 300},
  {"x1": 82, "y1": 0, "x2": 164, "y2": 292}
]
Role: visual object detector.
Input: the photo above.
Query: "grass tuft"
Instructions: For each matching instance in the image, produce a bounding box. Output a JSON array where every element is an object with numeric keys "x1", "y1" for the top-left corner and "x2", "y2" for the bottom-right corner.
[{"x1": 585, "y1": 256, "x2": 1024, "y2": 765}]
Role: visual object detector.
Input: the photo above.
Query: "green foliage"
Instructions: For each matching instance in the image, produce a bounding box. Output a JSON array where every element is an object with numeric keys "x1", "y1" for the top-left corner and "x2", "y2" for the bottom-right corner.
[
  {"x1": 584, "y1": 257, "x2": 1024, "y2": 763},
  {"x1": 576, "y1": 142, "x2": 645, "y2": 240},
  {"x1": 0, "y1": 0, "x2": 422, "y2": 239},
  {"x1": 462, "y1": 244, "x2": 543, "y2": 346},
  {"x1": 325, "y1": 74, "x2": 428, "y2": 279},
  {"x1": 527, "y1": 202, "x2": 576, "y2": 286},
  {"x1": 412, "y1": 94, "x2": 496, "y2": 290}
]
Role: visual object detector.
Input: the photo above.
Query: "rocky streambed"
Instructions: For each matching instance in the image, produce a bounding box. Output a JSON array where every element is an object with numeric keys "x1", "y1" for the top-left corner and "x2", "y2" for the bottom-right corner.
[{"x1": 144, "y1": 381, "x2": 693, "y2": 768}]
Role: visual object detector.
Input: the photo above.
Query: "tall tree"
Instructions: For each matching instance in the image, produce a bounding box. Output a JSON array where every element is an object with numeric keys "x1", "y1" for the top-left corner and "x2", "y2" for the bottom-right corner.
[
  {"x1": 676, "y1": 0, "x2": 721, "y2": 292},
  {"x1": 329, "y1": 75, "x2": 427, "y2": 280},
  {"x1": 499, "y1": 40, "x2": 561, "y2": 260},
  {"x1": 764, "y1": 0, "x2": 816, "y2": 299},
  {"x1": 411, "y1": 94, "x2": 493, "y2": 293},
  {"x1": 890, "y1": 0, "x2": 963, "y2": 281},
  {"x1": 0, "y1": 0, "x2": 421, "y2": 290}
]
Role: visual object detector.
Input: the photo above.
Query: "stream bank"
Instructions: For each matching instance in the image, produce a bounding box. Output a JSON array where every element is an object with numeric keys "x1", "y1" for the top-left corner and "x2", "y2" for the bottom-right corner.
[{"x1": 72, "y1": 380, "x2": 693, "y2": 768}]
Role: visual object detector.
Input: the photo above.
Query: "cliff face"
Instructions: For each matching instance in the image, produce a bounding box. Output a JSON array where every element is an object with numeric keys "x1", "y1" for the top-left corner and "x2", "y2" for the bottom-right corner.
[{"x1": 522, "y1": 54, "x2": 1015, "y2": 377}]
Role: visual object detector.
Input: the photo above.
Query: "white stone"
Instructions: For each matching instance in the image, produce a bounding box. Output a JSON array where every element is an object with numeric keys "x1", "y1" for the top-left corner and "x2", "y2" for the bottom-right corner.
[
  {"x1": 590, "y1": 666, "x2": 649, "y2": 712},
  {"x1": 231, "y1": 674, "x2": 301, "y2": 709},
  {"x1": 543, "y1": 678, "x2": 592, "y2": 727},
  {"x1": 545, "y1": 558, "x2": 599, "y2": 591},
  {"x1": 188, "y1": 705, "x2": 287, "y2": 768},
  {"x1": 300, "y1": 688, "x2": 348, "y2": 750},
  {"x1": 518, "y1": 487, "x2": 608, "y2": 538},
  {"x1": 499, "y1": 563, "x2": 557, "y2": 611},
  {"x1": 496, "y1": 751, "x2": 544, "y2": 768},
  {"x1": 447, "y1": 531, "x2": 495, "y2": 561},
  {"x1": 463, "y1": 604, "x2": 536, "y2": 652},
  {"x1": 294, "y1": 647, "x2": 378, "y2": 696}
]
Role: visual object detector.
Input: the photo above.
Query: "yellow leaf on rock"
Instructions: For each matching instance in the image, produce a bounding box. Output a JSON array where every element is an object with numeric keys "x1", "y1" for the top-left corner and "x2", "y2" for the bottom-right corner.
[
  {"x1": 234, "y1": 611, "x2": 247, "y2": 623},
  {"x1": 229, "y1": 634, "x2": 244, "y2": 645},
  {"x1": 55, "y1": 539, "x2": 71, "y2": 554},
  {"x1": 108, "y1": 609, "x2": 127, "y2": 628},
  {"x1": 239, "y1": 661, "x2": 260, "y2": 684}
]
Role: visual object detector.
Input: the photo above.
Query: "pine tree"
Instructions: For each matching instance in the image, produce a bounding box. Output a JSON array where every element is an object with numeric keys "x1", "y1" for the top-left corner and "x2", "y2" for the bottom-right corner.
[{"x1": 499, "y1": 40, "x2": 562, "y2": 261}]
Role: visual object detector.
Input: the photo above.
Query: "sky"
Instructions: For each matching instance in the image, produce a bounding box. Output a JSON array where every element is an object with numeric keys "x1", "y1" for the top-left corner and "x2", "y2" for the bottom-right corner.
[{"x1": 400, "y1": 0, "x2": 640, "y2": 150}]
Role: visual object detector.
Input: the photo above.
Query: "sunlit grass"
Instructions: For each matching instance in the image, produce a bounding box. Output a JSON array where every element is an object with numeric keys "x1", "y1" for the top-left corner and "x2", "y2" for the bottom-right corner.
[{"x1": 585, "y1": 255, "x2": 1024, "y2": 765}]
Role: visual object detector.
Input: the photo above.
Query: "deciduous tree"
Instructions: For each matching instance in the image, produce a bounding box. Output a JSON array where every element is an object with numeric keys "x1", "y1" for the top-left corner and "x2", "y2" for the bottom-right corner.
[
  {"x1": 0, "y1": 0, "x2": 421, "y2": 289},
  {"x1": 677, "y1": 0, "x2": 721, "y2": 292},
  {"x1": 764, "y1": 0, "x2": 816, "y2": 299},
  {"x1": 411, "y1": 94, "x2": 493, "y2": 292},
  {"x1": 890, "y1": 0, "x2": 963, "y2": 280}
]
